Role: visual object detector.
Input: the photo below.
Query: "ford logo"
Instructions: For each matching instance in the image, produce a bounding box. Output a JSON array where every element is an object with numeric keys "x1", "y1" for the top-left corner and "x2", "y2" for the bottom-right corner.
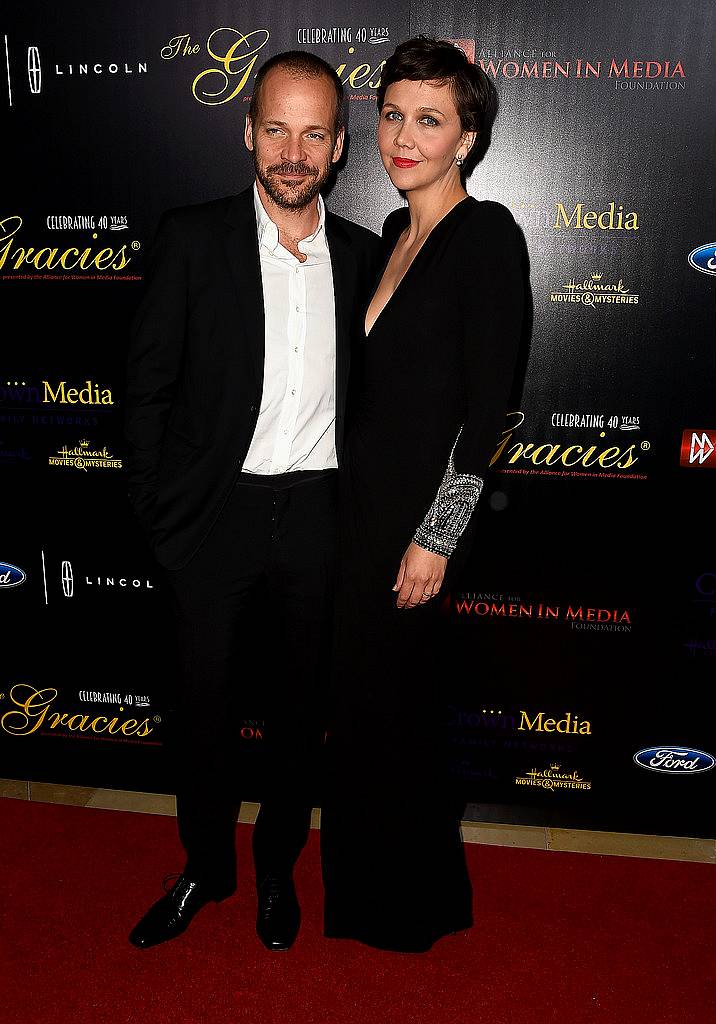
[
  {"x1": 0, "y1": 561, "x2": 27, "y2": 588},
  {"x1": 687, "y1": 243, "x2": 716, "y2": 276},
  {"x1": 634, "y1": 746, "x2": 715, "y2": 774}
]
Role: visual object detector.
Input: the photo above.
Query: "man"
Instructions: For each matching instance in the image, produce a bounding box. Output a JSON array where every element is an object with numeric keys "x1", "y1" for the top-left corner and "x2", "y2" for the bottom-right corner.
[{"x1": 124, "y1": 51, "x2": 379, "y2": 951}]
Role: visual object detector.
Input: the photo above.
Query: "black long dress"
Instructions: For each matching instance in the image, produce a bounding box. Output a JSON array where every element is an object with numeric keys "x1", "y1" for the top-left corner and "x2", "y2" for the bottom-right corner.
[{"x1": 321, "y1": 196, "x2": 525, "y2": 952}]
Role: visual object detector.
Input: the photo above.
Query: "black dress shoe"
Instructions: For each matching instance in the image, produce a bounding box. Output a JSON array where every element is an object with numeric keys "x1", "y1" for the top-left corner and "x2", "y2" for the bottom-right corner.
[
  {"x1": 129, "y1": 873, "x2": 234, "y2": 949},
  {"x1": 256, "y1": 874, "x2": 300, "y2": 951}
]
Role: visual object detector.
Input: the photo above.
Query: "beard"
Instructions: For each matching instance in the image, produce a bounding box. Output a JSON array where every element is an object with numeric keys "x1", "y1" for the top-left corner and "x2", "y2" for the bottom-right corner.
[{"x1": 253, "y1": 154, "x2": 330, "y2": 210}]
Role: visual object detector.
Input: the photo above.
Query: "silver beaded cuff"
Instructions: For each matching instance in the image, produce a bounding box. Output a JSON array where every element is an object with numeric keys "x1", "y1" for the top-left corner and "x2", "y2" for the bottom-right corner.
[{"x1": 412, "y1": 429, "x2": 484, "y2": 558}]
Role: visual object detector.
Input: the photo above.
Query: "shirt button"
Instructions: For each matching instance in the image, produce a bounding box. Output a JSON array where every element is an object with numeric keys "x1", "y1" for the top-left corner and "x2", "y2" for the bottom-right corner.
[
  {"x1": 295, "y1": 305, "x2": 300, "y2": 312},
  {"x1": 294, "y1": 346, "x2": 299, "y2": 353},
  {"x1": 291, "y1": 388, "x2": 296, "y2": 396}
]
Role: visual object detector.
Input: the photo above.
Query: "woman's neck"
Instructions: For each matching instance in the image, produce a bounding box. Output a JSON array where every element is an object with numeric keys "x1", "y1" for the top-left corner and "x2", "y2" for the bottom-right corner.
[{"x1": 404, "y1": 179, "x2": 468, "y2": 244}]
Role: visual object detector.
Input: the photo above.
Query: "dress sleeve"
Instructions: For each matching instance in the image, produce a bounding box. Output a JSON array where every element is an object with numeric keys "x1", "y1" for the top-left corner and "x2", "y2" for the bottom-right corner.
[
  {"x1": 412, "y1": 203, "x2": 525, "y2": 557},
  {"x1": 412, "y1": 426, "x2": 484, "y2": 556}
]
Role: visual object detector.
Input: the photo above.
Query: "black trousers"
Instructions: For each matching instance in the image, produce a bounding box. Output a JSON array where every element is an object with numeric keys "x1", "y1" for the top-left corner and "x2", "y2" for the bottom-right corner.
[{"x1": 162, "y1": 469, "x2": 338, "y2": 893}]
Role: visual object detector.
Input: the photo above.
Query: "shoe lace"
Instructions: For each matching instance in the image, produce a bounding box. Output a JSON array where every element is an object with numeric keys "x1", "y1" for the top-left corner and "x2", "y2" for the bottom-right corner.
[{"x1": 259, "y1": 875, "x2": 285, "y2": 909}]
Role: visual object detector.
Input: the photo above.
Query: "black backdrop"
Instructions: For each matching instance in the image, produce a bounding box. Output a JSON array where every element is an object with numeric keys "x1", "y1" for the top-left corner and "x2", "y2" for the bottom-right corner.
[{"x1": 2, "y1": 0, "x2": 714, "y2": 837}]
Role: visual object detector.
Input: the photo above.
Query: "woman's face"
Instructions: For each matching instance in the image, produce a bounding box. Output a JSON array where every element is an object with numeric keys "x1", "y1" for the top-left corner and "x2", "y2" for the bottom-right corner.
[{"x1": 377, "y1": 78, "x2": 473, "y2": 194}]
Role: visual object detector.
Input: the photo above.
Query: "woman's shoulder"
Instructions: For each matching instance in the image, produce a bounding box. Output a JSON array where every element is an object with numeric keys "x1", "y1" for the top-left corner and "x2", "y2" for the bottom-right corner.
[
  {"x1": 453, "y1": 198, "x2": 522, "y2": 263},
  {"x1": 460, "y1": 197, "x2": 518, "y2": 232}
]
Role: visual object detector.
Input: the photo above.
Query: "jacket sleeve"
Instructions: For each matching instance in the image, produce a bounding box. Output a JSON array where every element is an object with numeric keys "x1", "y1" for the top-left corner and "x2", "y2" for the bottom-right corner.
[
  {"x1": 123, "y1": 211, "x2": 188, "y2": 535},
  {"x1": 413, "y1": 204, "x2": 524, "y2": 557}
]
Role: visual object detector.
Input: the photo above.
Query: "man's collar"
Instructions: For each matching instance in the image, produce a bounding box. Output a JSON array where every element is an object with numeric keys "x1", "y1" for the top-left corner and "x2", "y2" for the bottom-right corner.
[{"x1": 253, "y1": 181, "x2": 326, "y2": 255}]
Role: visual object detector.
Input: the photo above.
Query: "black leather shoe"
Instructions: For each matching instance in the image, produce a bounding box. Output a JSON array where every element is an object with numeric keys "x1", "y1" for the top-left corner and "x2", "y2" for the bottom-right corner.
[
  {"x1": 129, "y1": 873, "x2": 234, "y2": 949},
  {"x1": 256, "y1": 874, "x2": 300, "y2": 951}
]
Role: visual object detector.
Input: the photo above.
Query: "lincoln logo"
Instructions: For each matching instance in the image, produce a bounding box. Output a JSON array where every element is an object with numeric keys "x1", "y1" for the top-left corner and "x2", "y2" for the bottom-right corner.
[
  {"x1": 27, "y1": 45, "x2": 41, "y2": 93},
  {"x1": 61, "y1": 560, "x2": 73, "y2": 598}
]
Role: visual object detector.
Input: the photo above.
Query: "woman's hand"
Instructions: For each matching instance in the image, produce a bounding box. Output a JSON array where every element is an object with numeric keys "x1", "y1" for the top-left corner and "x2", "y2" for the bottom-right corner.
[{"x1": 392, "y1": 542, "x2": 447, "y2": 609}]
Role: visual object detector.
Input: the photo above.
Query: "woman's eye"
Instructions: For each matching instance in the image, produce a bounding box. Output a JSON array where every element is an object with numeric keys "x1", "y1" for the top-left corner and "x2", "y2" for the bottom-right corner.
[
  {"x1": 385, "y1": 111, "x2": 401, "y2": 121},
  {"x1": 420, "y1": 116, "x2": 438, "y2": 126}
]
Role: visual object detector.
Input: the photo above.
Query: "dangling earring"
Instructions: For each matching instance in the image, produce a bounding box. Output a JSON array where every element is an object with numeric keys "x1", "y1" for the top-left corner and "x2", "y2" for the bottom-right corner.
[{"x1": 455, "y1": 154, "x2": 464, "y2": 167}]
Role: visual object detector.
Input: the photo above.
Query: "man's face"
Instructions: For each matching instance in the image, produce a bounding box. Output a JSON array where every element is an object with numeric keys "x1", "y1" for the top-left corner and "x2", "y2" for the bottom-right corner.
[{"x1": 245, "y1": 67, "x2": 345, "y2": 210}]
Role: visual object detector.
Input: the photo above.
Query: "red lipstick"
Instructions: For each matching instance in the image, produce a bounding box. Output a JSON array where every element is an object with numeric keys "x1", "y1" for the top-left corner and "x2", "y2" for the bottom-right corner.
[{"x1": 392, "y1": 157, "x2": 419, "y2": 168}]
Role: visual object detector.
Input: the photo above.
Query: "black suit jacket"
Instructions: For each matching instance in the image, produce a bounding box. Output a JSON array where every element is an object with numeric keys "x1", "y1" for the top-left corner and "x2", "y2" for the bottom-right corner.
[{"x1": 123, "y1": 185, "x2": 380, "y2": 570}]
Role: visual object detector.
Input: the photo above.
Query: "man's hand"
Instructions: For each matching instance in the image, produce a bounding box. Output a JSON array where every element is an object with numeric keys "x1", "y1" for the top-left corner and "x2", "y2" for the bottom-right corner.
[{"x1": 392, "y1": 542, "x2": 447, "y2": 609}]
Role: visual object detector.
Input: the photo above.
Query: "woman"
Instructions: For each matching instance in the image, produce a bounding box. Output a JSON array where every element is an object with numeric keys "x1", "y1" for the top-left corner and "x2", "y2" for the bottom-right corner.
[{"x1": 321, "y1": 37, "x2": 525, "y2": 952}]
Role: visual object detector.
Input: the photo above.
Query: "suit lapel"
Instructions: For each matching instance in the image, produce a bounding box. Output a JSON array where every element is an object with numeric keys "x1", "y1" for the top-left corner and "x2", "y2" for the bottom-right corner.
[
  {"x1": 223, "y1": 187, "x2": 264, "y2": 389},
  {"x1": 326, "y1": 214, "x2": 357, "y2": 455}
]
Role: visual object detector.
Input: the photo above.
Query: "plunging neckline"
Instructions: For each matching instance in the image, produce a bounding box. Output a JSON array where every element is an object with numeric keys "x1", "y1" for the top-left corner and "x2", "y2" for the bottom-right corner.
[{"x1": 364, "y1": 196, "x2": 474, "y2": 338}]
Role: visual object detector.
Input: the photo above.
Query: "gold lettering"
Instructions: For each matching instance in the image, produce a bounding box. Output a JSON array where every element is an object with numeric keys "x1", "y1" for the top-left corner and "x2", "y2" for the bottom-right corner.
[
  {"x1": 59, "y1": 248, "x2": 82, "y2": 269},
  {"x1": 367, "y1": 61, "x2": 385, "y2": 90},
  {"x1": 94, "y1": 248, "x2": 117, "y2": 270},
  {"x1": 43, "y1": 380, "x2": 65, "y2": 403},
  {"x1": 507, "y1": 442, "x2": 533, "y2": 463},
  {"x1": 0, "y1": 215, "x2": 131, "y2": 273},
  {"x1": 490, "y1": 414, "x2": 641, "y2": 473},
  {"x1": 345, "y1": 63, "x2": 372, "y2": 88},
  {"x1": 518, "y1": 710, "x2": 543, "y2": 732},
  {"x1": 554, "y1": 202, "x2": 580, "y2": 228},
  {"x1": 560, "y1": 444, "x2": 586, "y2": 467},
  {"x1": 0, "y1": 684, "x2": 154, "y2": 739},
  {"x1": 161, "y1": 34, "x2": 189, "y2": 60},
  {"x1": 192, "y1": 28, "x2": 269, "y2": 106},
  {"x1": 529, "y1": 443, "x2": 561, "y2": 465},
  {"x1": 1, "y1": 685, "x2": 57, "y2": 735},
  {"x1": 66, "y1": 714, "x2": 91, "y2": 731},
  {"x1": 111, "y1": 247, "x2": 131, "y2": 269},
  {"x1": 598, "y1": 446, "x2": 622, "y2": 467}
]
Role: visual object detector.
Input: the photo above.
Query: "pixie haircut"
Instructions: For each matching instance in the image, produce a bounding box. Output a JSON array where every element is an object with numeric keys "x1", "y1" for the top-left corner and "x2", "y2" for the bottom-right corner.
[
  {"x1": 377, "y1": 36, "x2": 498, "y2": 174},
  {"x1": 249, "y1": 50, "x2": 344, "y2": 136}
]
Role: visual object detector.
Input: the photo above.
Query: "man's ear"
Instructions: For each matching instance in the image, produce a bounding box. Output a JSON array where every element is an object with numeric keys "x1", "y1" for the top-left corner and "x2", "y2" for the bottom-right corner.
[
  {"x1": 332, "y1": 126, "x2": 346, "y2": 164},
  {"x1": 244, "y1": 115, "x2": 254, "y2": 153}
]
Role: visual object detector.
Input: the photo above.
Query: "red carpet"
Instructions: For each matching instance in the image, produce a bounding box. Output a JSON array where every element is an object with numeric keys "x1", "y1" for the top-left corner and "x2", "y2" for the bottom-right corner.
[{"x1": 0, "y1": 797, "x2": 713, "y2": 1024}]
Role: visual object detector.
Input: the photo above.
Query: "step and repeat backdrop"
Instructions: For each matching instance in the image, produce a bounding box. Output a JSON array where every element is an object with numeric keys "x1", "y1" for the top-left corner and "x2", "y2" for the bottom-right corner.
[{"x1": 2, "y1": 0, "x2": 714, "y2": 836}]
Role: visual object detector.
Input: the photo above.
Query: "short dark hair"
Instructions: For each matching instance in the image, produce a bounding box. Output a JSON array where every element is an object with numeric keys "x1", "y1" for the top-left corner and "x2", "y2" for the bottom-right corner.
[
  {"x1": 377, "y1": 36, "x2": 498, "y2": 175},
  {"x1": 249, "y1": 50, "x2": 344, "y2": 137}
]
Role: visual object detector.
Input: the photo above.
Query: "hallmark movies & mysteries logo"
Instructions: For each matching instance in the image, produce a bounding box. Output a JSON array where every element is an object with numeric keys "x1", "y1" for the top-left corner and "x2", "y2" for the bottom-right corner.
[
  {"x1": 550, "y1": 272, "x2": 639, "y2": 306},
  {"x1": 514, "y1": 762, "x2": 592, "y2": 791},
  {"x1": 48, "y1": 439, "x2": 122, "y2": 471}
]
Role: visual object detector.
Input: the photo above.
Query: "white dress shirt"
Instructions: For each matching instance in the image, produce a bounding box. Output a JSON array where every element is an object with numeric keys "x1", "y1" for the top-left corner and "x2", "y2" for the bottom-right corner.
[{"x1": 241, "y1": 183, "x2": 337, "y2": 474}]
